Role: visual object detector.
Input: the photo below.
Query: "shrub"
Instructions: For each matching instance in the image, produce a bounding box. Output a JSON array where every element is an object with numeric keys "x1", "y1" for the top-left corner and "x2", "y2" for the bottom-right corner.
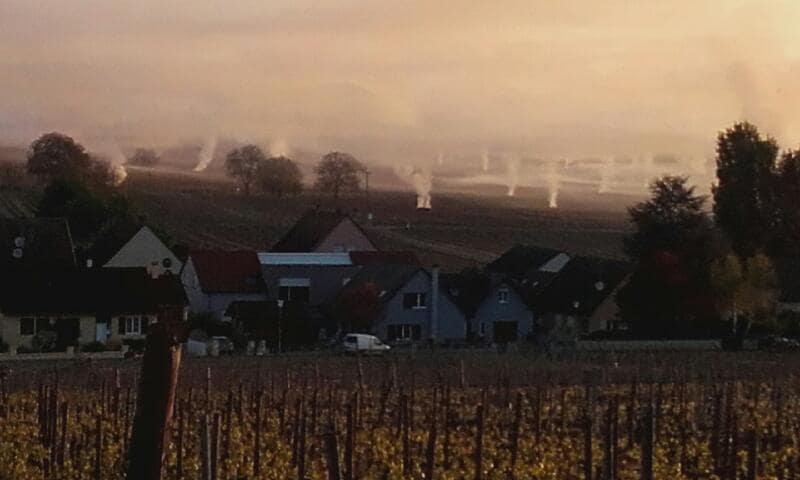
[
  {"x1": 32, "y1": 331, "x2": 57, "y2": 353},
  {"x1": 81, "y1": 341, "x2": 106, "y2": 353},
  {"x1": 122, "y1": 339, "x2": 146, "y2": 353}
]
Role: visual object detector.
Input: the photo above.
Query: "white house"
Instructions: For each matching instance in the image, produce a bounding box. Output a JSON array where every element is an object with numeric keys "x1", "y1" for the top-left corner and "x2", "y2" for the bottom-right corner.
[{"x1": 98, "y1": 225, "x2": 182, "y2": 274}]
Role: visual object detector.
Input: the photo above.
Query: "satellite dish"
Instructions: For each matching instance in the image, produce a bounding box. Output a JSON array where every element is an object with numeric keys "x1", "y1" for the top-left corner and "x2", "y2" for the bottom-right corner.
[
  {"x1": 595, "y1": 281, "x2": 605, "y2": 291},
  {"x1": 14, "y1": 237, "x2": 25, "y2": 248},
  {"x1": 12, "y1": 248, "x2": 23, "y2": 259}
]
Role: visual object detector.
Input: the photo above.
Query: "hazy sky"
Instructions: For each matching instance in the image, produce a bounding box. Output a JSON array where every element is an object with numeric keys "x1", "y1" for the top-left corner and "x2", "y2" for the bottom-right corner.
[{"x1": 2, "y1": 0, "x2": 800, "y2": 165}]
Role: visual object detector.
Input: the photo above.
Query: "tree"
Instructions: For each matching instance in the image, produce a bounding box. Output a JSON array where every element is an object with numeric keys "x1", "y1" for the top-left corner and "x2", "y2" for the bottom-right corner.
[
  {"x1": 225, "y1": 145, "x2": 264, "y2": 195},
  {"x1": 334, "y1": 282, "x2": 382, "y2": 333},
  {"x1": 711, "y1": 253, "x2": 778, "y2": 337},
  {"x1": 256, "y1": 156, "x2": 303, "y2": 197},
  {"x1": 37, "y1": 179, "x2": 132, "y2": 243},
  {"x1": 617, "y1": 176, "x2": 721, "y2": 337},
  {"x1": 713, "y1": 122, "x2": 779, "y2": 258},
  {"x1": 771, "y1": 150, "x2": 800, "y2": 298},
  {"x1": 128, "y1": 148, "x2": 160, "y2": 167},
  {"x1": 26, "y1": 132, "x2": 94, "y2": 183},
  {"x1": 314, "y1": 152, "x2": 363, "y2": 199}
]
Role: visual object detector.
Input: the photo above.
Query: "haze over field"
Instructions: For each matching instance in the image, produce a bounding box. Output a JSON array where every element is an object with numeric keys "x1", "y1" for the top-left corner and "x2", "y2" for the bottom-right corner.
[{"x1": 3, "y1": 1, "x2": 800, "y2": 196}]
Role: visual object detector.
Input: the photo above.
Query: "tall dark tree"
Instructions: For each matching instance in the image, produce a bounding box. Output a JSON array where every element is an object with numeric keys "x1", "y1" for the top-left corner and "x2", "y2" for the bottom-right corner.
[
  {"x1": 712, "y1": 122, "x2": 779, "y2": 258},
  {"x1": 314, "y1": 151, "x2": 363, "y2": 200},
  {"x1": 256, "y1": 156, "x2": 303, "y2": 197},
  {"x1": 225, "y1": 145, "x2": 264, "y2": 195},
  {"x1": 771, "y1": 149, "x2": 800, "y2": 299},
  {"x1": 26, "y1": 132, "x2": 94, "y2": 183},
  {"x1": 618, "y1": 176, "x2": 721, "y2": 337}
]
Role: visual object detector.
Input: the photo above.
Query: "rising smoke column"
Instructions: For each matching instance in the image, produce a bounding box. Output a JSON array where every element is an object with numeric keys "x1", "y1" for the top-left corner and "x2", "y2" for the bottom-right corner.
[
  {"x1": 193, "y1": 136, "x2": 217, "y2": 172},
  {"x1": 481, "y1": 149, "x2": 490, "y2": 172},
  {"x1": 88, "y1": 141, "x2": 128, "y2": 186},
  {"x1": 394, "y1": 165, "x2": 433, "y2": 209},
  {"x1": 506, "y1": 155, "x2": 520, "y2": 196},
  {"x1": 547, "y1": 161, "x2": 560, "y2": 208}
]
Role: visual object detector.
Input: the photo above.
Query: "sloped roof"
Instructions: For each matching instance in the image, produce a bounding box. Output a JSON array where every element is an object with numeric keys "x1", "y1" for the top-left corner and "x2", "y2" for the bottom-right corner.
[
  {"x1": 0, "y1": 217, "x2": 76, "y2": 268},
  {"x1": 534, "y1": 256, "x2": 631, "y2": 317},
  {"x1": 349, "y1": 251, "x2": 420, "y2": 266},
  {"x1": 190, "y1": 249, "x2": 265, "y2": 294},
  {"x1": 271, "y1": 210, "x2": 374, "y2": 252},
  {"x1": 88, "y1": 223, "x2": 173, "y2": 266},
  {"x1": 487, "y1": 245, "x2": 562, "y2": 277},
  {"x1": 440, "y1": 271, "x2": 493, "y2": 318},
  {"x1": 337, "y1": 264, "x2": 422, "y2": 306},
  {"x1": 0, "y1": 267, "x2": 187, "y2": 315}
]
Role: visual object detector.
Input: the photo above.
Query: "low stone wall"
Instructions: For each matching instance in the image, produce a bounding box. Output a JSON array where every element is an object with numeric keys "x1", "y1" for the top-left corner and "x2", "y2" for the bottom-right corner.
[{"x1": 576, "y1": 340, "x2": 722, "y2": 352}]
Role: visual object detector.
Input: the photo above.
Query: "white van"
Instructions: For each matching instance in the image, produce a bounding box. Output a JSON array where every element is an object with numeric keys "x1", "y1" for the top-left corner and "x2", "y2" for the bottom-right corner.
[{"x1": 343, "y1": 334, "x2": 391, "y2": 355}]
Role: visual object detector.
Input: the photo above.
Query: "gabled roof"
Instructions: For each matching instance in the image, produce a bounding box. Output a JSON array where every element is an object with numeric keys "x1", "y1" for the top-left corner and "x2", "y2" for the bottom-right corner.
[
  {"x1": 534, "y1": 256, "x2": 631, "y2": 317},
  {"x1": 0, "y1": 217, "x2": 76, "y2": 268},
  {"x1": 189, "y1": 249, "x2": 265, "y2": 294},
  {"x1": 336, "y1": 264, "x2": 422, "y2": 307},
  {"x1": 440, "y1": 271, "x2": 493, "y2": 318},
  {"x1": 88, "y1": 223, "x2": 174, "y2": 266},
  {"x1": 487, "y1": 245, "x2": 562, "y2": 277},
  {"x1": 270, "y1": 210, "x2": 374, "y2": 252},
  {"x1": 349, "y1": 251, "x2": 420, "y2": 266},
  {"x1": 0, "y1": 268, "x2": 187, "y2": 315}
]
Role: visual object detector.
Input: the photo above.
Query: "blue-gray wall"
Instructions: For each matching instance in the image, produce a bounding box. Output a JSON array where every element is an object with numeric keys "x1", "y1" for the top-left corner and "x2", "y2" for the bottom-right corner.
[
  {"x1": 372, "y1": 270, "x2": 467, "y2": 343},
  {"x1": 472, "y1": 284, "x2": 534, "y2": 343}
]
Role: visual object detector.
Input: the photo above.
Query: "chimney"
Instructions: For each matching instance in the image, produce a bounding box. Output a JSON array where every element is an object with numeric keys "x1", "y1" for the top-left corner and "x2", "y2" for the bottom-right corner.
[{"x1": 430, "y1": 265, "x2": 439, "y2": 342}]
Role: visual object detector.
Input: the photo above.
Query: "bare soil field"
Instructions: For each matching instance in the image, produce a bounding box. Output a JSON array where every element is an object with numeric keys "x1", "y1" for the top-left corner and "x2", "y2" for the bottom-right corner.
[{"x1": 1, "y1": 167, "x2": 635, "y2": 270}]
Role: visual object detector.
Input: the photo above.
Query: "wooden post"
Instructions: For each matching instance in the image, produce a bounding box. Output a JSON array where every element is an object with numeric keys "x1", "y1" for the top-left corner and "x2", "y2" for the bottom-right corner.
[
  {"x1": 424, "y1": 398, "x2": 438, "y2": 480},
  {"x1": 323, "y1": 422, "x2": 341, "y2": 480},
  {"x1": 200, "y1": 414, "x2": 212, "y2": 480},
  {"x1": 509, "y1": 392, "x2": 522, "y2": 476},
  {"x1": 93, "y1": 414, "x2": 103, "y2": 480},
  {"x1": 344, "y1": 402, "x2": 354, "y2": 480},
  {"x1": 125, "y1": 321, "x2": 184, "y2": 480},
  {"x1": 640, "y1": 403, "x2": 654, "y2": 480},
  {"x1": 746, "y1": 430, "x2": 758, "y2": 480},
  {"x1": 254, "y1": 390, "x2": 263, "y2": 477},
  {"x1": 474, "y1": 404, "x2": 485, "y2": 480}
]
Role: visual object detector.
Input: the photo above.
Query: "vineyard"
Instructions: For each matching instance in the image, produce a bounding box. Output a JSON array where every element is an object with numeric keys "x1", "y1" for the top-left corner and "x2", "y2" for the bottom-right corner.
[{"x1": 0, "y1": 352, "x2": 798, "y2": 479}]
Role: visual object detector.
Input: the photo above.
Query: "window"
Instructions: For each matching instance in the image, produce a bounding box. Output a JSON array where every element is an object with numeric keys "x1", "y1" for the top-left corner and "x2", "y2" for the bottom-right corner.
[
  {"x1": 20, "y1": 318, "x2": 35, "y2": 335},
  {"x1": 479, "y1": 322, "x2": 486, "y2": 336},
  {"x1": 20, "y1": 317, "x2": 49, "y2": 335},
  {"x1": 498, "y1": 288, "x2": 510, "y2": 304},
  {"x1": 402, "y1": 293, "x2": 427, "y2": 310},
  {"x1": 278, "y1": 286, "x2": 310, "y2": 303},
  {"x1": 387, "y1": 324, "x2": 421, "y2": 340},
  {"x1": 279, "y1": 278, "x2": 311, "y2": 303},
  {"x1": 119, "y1": 316, "x2": 148, "y2": 335}
]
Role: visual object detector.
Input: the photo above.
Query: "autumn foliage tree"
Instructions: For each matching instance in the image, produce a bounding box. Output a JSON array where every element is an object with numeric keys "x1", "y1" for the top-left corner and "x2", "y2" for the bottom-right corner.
[{"x1": 335, "y1": 282, "x2": 382, "y2": 334}]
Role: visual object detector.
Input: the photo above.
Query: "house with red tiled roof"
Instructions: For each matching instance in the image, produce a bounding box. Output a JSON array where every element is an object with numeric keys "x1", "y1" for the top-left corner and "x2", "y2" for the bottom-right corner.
[{"x1": 181, "y1": 249, "x2": 267, "y2": 320}]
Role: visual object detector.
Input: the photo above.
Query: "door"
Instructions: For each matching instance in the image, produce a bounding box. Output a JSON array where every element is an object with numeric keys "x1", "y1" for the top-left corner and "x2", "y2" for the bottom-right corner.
[
  {"x1": 95, "y1": 323, "x2": 109, "y2": 343},
  {"x1": 493, "y1": 321, "x2": 518, "y2": 343},
  {"x1": 54, "y1": 318, "x2": 81, "y2": 351}
]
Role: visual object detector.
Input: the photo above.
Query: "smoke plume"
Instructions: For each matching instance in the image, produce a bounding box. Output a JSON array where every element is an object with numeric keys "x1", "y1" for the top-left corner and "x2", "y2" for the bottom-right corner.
[
  {"x1": 194, "y1": 136, "x2": 217, "y2": 172},
  {"x1": 481, "y1": 149, "x2": 490, "y2": 172},
  {"x1": 547, "y1": 161, "x2": 560, "y2": 208},
  {"x1": 506, "y1": 155, "x2": 520, "y2": 196}
]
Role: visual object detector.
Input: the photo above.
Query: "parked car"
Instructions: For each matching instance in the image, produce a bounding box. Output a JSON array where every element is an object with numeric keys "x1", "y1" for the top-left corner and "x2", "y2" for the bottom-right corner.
[
  {"x1": 758, "y1": 335, "x2": 800, "y2": 352},
  {"x1": 343, "y1": 334, "x2": 391, "y2": 356}
]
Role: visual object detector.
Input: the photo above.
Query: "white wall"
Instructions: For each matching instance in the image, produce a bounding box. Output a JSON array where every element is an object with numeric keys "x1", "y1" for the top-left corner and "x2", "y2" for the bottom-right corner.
[{"x1": 104, "y1": 226, "x2": 182, "y2": 273}]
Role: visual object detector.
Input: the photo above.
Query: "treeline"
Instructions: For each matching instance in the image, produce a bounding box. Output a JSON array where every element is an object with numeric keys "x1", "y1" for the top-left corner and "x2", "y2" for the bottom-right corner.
[{"x1": 619, "y1": 122, "x2": 800, "y2": 341}]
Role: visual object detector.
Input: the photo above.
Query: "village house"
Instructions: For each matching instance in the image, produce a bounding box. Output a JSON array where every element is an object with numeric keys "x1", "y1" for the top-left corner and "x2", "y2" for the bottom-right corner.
[
  {"x1": 0, "y1": 267, "x2": 187, "y2": 353},
  {"x1": 0, "y1": 217, "x2": 77, "y2": 268},
  {"x1": 88, "y1": 223, "x2": 182, "y2": 273},
  {"x1": 181, "y1": 249, "x2": 268, "y2": 321},
  {"x1": 271, "y1": 209, "x2": 377, "y2": 253},
  {"x1": 337, "y1": 265, "x2": 467, "y2": 343},
  {"x1": 442, "y1": 272, "x2": 535, "y2": 343}
]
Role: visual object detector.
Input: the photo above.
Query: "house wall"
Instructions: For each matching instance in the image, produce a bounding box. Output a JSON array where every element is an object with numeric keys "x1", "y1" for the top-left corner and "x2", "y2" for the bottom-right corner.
[
  {"x1": 181, "y1": 258, "x2": 267, "y2": 321},
  {"x1": 373, "y1": 271, "x2": 467, "y2": 343},
  {"x1": 261, "y1": 265, "x2": 361, "y2": 306},
  {"x1": 472, "y1": 285, "x2": 534, "y2": 343},
  {"x1": 106, "y1": 314, "x2": 156, "y2": 344},
  {"x1": 104, "y1": 227, "x2": 182, "y2": 273},
  {"x1": 1, "y1": 315, "x2": 95, "y2": 350},
  {"x1": 315, "y1": 218, "x2": 376, "y2": 252}
]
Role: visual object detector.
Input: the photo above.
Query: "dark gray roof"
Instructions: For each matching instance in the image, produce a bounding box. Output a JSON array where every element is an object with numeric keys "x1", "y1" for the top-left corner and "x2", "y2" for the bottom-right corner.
[
  {"x1": 0, "y1": 217, "x2": 76, "y2": 268},
  {"x1": 271, "y1": 210, "x2": 374, "y2": 252},
  {"x1": 0, "y1": 267, "x2": 187, "y2": 315},
  {"x1": 486, "y1": 245, "x2": 562, "y2": 277}
]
